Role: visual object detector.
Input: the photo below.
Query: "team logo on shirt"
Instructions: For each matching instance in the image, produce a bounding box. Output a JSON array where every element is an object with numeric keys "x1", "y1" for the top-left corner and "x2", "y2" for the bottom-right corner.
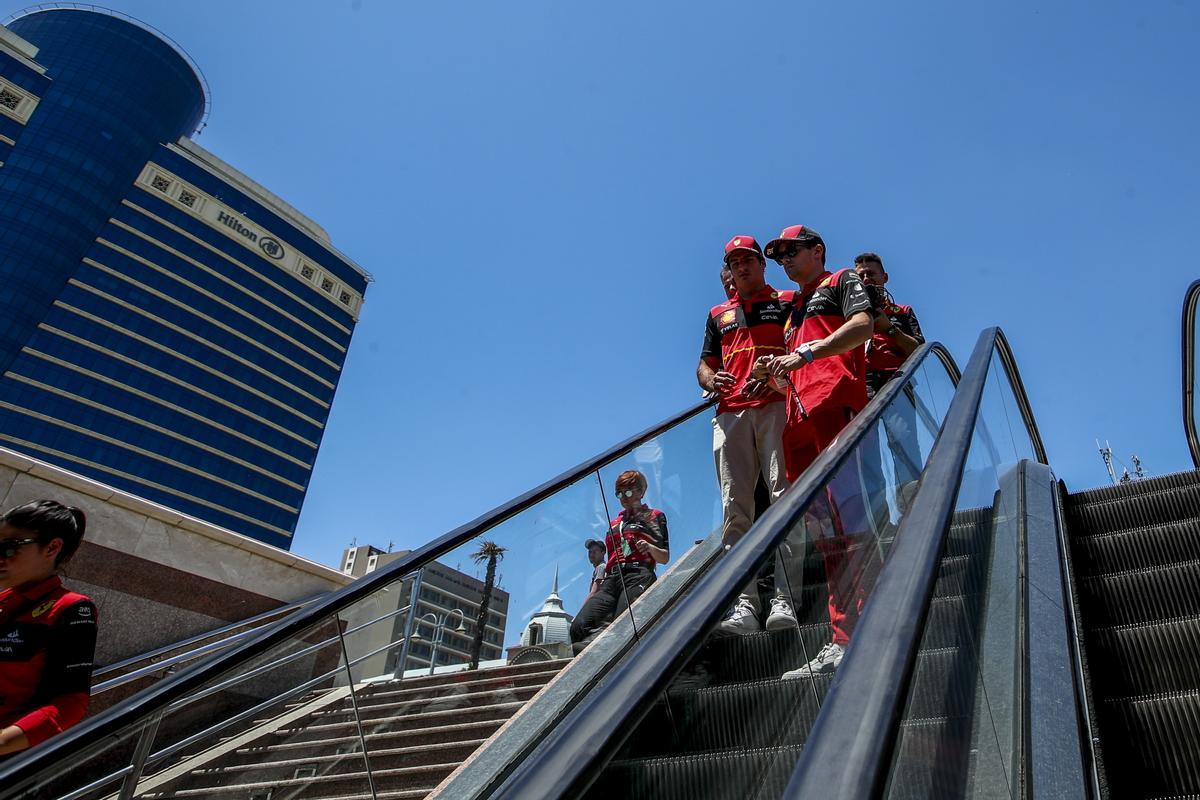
[{"x1": 31, "y1": 599, "x2": 54, "y2": 618}]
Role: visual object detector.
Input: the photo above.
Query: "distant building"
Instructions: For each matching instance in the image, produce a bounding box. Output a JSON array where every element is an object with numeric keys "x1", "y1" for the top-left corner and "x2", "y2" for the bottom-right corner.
[
  {"x1": 340, "y1": 545, "x2": 510, "y2": 671},
  {"x1": 507, "y1": 567, "x2": 574, "y2": 664},
  {"x1": 0, "y1": 9, "x2": 369, "y2": 549}
]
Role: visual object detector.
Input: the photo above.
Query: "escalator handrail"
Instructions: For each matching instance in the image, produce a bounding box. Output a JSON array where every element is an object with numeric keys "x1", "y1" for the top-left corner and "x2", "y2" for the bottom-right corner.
[
  {"x1": 0, "y1": 397, "x2": 716, "y2": 794},
  {"x1": 487, "y1": 342, "x2": 961, "y2": 799},
  {"x1": 1184, "y1": 279, "x2": 1200, "y2": 468},
  {"x1": 784, "y1": 327, "x2": 1043, "y2": 799}
]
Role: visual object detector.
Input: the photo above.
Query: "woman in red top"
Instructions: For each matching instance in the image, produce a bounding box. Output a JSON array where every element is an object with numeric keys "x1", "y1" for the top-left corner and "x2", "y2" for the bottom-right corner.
[
  {"x1": 569, "y1": 471, "x2": 669, "y2": 651},
  {"x1": 0, "y1": 500, "x2": 96, "y2": 756}
]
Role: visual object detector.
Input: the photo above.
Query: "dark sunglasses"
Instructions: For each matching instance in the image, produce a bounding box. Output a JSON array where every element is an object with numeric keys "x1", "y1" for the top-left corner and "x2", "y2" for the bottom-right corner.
[
  {"x1": 0, "y1": 537, "x2": 39, "y2": 559},
  {"x1": 772, "y1": 243, "x2": 810, "y2": 264}
]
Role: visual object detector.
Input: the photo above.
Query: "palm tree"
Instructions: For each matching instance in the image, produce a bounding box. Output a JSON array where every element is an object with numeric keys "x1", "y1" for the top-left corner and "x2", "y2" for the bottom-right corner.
[{"x1": 468, "y1": 540, "x2": 507, "y2": 670}]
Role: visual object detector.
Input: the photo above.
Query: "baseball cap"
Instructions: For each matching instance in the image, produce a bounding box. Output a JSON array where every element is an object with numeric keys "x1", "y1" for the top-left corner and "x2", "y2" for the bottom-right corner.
[
  {"x1": 723, "y1": 235, "x2": 763, "y2": 262},
  {"x1": 764, "y1": 225, "x2": 824, "y2": 259},
  {"x1": 584, "y1": 539, "x2": 605, "y2": 550}
]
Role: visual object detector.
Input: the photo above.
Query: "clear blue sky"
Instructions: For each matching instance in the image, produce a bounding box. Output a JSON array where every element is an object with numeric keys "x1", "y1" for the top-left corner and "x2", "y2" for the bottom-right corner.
[{"x1": 7, "y1": 1, "x2": 1198, "y2": 574}]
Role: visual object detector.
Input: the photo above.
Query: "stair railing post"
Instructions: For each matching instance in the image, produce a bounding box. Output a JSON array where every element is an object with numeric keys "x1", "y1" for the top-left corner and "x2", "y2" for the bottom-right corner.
[
  {"x1": 116, "y1": 710, "x2": 163, "y2": 800},
  {"x1": 393, "y1": 569, "x2": 424, "y2": 680},
  {"x1": 336, "y1": 613, "x2": 379, "y2": 799}
]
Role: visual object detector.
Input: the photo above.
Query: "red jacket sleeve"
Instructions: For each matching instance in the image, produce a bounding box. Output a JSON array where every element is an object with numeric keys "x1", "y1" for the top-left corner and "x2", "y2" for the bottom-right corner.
[
  {"x1": 12, "y1": 691, "x2": 90, "y2": 747},
  {"x1": 13, "y1": 599, "x2": 96, "y2": 746}
]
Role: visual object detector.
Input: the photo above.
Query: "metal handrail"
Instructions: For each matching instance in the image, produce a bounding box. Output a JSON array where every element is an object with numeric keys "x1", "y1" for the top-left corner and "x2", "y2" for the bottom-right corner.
[
  {"x1": 0, "y1": 398, "x2": 715, "y2": 796},
  {"x1": 784, "y1": 327, "x2": 1042, "y2": 799},
  {"x1": 488, "y1": 342, "x2": 961, "y2": 799},
  {"x1": 1184, "y1": 279, "x2": 1200, "y2": 469},
  {"x1": 91, "y1": 596, "x2": 321, "y2": 694}
]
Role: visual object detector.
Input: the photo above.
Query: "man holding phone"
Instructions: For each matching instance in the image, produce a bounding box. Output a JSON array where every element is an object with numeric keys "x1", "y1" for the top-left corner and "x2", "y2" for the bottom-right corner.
[{"x1": 698, "y1": 235, "x2": 797, "y2": 634}]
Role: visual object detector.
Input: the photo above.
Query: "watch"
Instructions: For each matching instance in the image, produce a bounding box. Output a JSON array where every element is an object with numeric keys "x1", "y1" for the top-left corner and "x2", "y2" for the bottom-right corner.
[{"x1": 794, "y1": 342, "x2": 816, "y2": 364}]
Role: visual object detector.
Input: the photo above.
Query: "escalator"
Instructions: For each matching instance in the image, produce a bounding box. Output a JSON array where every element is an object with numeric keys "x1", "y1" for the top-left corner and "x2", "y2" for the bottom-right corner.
[{"x1": 2, "y1": 281, "x2": 1199, "y2": 800}]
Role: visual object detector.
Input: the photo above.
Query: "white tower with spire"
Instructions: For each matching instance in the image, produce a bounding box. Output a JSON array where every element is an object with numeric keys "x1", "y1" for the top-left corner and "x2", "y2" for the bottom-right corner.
[{"x1": 520, "y1": 565, "x2": 573, "y2": 646}]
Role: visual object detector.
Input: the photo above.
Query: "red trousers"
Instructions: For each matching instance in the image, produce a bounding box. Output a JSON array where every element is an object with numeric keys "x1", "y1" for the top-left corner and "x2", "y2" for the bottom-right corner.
[{"x1": 783, "y1": 405, "x2": 879, "y2": 646}]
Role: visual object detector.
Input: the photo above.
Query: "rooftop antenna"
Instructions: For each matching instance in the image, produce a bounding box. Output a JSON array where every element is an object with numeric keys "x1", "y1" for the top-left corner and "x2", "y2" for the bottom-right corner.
[
  {"x1": 387, "y1": 540, "x2": 394, "y2": 553},
  {"x1": 1119, "y1": 468, "x2": 1132, "y2": 483},
  {"x1": 1097, "y1": 440, "x2": 1118, "y2": 485},
  {"x1": 349, "y1": 536, "x2": 357, "y2": 548},
  {"x1": 1131, "y1": 454, "x2": 1146, "y2": 480}
]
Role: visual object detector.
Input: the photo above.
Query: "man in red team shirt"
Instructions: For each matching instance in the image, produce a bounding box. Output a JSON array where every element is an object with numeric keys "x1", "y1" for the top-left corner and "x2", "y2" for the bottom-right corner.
[
  {"x1": 698, "y1": 235, "x2": 796, "y2": 634},
  {"x1": 757, "y1": 225, "x2": 876, "y2": 678}
]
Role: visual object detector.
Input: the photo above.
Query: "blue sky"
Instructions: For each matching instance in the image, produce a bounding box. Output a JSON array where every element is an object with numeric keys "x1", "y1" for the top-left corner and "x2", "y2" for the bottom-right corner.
[{"x1": 6, "y1": 1, "x2": 1197, "y2": 578}]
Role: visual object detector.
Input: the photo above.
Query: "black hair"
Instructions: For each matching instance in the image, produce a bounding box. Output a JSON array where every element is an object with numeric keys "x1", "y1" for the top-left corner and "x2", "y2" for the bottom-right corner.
[
  {"x1": 854, "y1": 252, "x2": 883, "y2": 269},
  {"x1": 1, "y1": 500, "x2": 87, "y2": 566}
]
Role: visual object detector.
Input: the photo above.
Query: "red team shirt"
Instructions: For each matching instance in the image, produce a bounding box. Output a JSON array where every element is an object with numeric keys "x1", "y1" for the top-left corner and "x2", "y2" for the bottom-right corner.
[
  {"x1": 783, "y1": 268, "x2": 875, "y2": 426},
  {"x1": 0, "y1": 576, "x2": 97, "y2": 747},
  {"x1": 701, "y1": 285, "x2": 797, "y2": 414}
]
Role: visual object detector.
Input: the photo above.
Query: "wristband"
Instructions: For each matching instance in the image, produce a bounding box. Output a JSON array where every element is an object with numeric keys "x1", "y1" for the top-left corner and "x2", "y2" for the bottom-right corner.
[{"x1": 794, "y1": 342, "x2": 815, "y2": 364}]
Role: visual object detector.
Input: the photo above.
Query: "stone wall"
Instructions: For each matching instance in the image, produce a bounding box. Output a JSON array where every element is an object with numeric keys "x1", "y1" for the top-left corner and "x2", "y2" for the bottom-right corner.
[{"x1": 0, "y1": 446, "x2": 352, "y2": 665}]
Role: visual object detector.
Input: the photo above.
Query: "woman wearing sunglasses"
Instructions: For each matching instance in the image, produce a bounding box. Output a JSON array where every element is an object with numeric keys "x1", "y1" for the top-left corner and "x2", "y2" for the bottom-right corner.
[
  {"x1": 569, "y1": 470, "x2": 669, "y2": 651},
  {"x1": 0, "y1": 500, "x2": 96, "y2": 757}
]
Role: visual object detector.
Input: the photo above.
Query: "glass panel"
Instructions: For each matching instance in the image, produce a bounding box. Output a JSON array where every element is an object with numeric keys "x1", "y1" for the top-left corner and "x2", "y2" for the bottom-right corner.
[
  {"x1": 123, "y1": 615, "x2": 375, "y2": 799},
  {"x1": 885, "y1": 349, "x2": 1040, "y2": 800},
  {"x1": 582, "y1": 353, "x2": 959, "y2": 799},
  {"x1": 595, "y1": 410, "x2": 724, "y2": 636},
  {"x1": 2, "y1": 718, "x2": 157, "y2": 800},
  {"x1": 1190, "y1": 288, "x2": 1199, "y2": 461}
]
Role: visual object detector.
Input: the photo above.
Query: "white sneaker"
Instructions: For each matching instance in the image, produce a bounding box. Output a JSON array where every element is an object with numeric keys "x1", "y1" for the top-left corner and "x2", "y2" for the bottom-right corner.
[
  {"x1": 781, "y1": 642, "x2": 845, "y2": 679},
  {"x1": 764, "y1": 597, "x2": 796, "y2": 631},
  {"x1": 718, "y1": 599, "x2": 761, "y2": 635}
]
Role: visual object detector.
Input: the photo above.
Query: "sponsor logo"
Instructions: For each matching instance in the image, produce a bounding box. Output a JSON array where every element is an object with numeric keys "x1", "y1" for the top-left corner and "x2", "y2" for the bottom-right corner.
[
  {"x1": 76, "y1": 605, "x2": 92, "y2": 617},
  {"x1": 732, "y1": 238, "x2": 742, "y2": 247},
  {"x1": 31, "y1": 599, "x2": 54, "y2": 618},
  {"x1": 259, "y1": 237, "x2": 285, "y2": 260},
  {"x1": 720, "y1": 310, "x2": 737, "y2": 325}
]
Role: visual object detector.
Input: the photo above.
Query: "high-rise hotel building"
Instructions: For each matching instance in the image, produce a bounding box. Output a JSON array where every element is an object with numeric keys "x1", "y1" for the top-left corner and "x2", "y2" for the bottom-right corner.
[{"x1": 0, "y1": 9, "x2": 369, "y2": 549}]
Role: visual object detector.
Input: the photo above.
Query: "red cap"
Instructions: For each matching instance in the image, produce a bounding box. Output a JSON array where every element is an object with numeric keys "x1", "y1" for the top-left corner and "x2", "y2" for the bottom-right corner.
[
  {"x1": 764, "y1": 225, "x2": 824, "y2": 259},
  {"x1": 723, "y1": 235, "x2": 763, "y2": 262}
]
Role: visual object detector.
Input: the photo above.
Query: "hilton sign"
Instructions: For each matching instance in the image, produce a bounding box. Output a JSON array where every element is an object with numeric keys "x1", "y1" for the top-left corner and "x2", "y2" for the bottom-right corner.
[{"x1": 217, "y1": 211, "x2": 285, "y2": 260}]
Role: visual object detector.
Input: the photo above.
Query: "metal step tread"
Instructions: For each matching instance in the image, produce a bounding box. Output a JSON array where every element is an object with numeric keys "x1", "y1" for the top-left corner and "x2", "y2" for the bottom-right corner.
[
  {"x1": 159, "y1": 759, "x2": 459, "y2": 796},
  {"x1": 1071, "y1": 520, "x2": 1200, "y2": 576},
  {"x1": 1068, "y1": 470, "x2": 1200, "y2": 505},
  {"x1": 309, "y1": 685, "x2": 540, "y2": 718}
]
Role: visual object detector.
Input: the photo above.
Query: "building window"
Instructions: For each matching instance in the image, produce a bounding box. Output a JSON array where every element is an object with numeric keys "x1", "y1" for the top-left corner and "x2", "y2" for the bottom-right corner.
[
  {"x1": 178, "y1": 189, "x2": 197, "y2": 208},
  {"x1": 321, "y1": 278, "x2": 334, "y2": 293},
  {"x1": 0, "y1": 89, "x2": 20, "y2": 111},
  {"x1": 340, "y1": 291, "x2": 352, "y2": 305},
  {"x1": 366, "y1": 554, "x2": 378, "y2": 573},
  {"x1": 151, "y1": 175, "x2": 171, "y2": 192},
  {"x1": 301, "y1": 264, "x2": 315, "y2": 280},
  {"x1": 343, "y1": 551, "x2": 355, "y2": 574}
]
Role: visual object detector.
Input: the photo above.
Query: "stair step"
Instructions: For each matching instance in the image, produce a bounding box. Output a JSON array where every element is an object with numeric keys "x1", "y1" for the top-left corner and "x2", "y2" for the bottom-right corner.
[
  {"x1": 1100, "y1": 690, "x2": 1200, "y2": 798},
  {"x1": 353, "y1": 669, "x2": 555, "y2": 705},
  {"x1": 886, "y1": 716, "x2": 973, "y2": 800},
  {"x1": 1071, "y1": 520, "x2": 1200, "y2": 577},
  {"x1": 238, "y1": 719, "x2": 503, "y2": 756},
  {"x1": 585, "y1": 745, "x2": 805, "y2": 800},
  {"x1": 216, "y1": 738, "x2": 486, "y2": 773},
  {"x1": 157, "y1": 758, "x2": 457, "y2": 797},
  {"x1": 1067, "y1": 485, "x2": 1200, "y2": 535},
  {"x1": 292, "y1": 700, "x2": 526, "y2": 738},
  {"x1": 310, "y1": 684, "x2": 542, "y2": 721},
  {"x1": 1068, "y1": 470, "x2": 1200, "y2": 506},
  {"x1": 1078, "y1": 561, "x2": 1200, "y2": 627},
  {"x1": 1087, "y1": 615, "x2": 1200, "y2": 697}
]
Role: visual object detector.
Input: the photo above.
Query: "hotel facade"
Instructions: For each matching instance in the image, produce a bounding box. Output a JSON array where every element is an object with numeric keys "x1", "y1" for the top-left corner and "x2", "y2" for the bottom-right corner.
[{"x1": 0, "y1": 8, "x2": 369, "y2": 548}]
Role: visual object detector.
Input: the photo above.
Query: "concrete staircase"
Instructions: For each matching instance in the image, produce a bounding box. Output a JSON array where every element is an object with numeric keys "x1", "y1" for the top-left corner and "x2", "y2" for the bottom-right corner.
[{"x1": 140, "y1": 659, "x2": 569, "y2": 800}]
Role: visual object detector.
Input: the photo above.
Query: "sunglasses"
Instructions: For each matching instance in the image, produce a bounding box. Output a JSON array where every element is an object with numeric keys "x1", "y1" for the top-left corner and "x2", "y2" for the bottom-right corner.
[
  {"x1": 772, "y1": 243, "x2": 805, "y2": 263},
  {"x1": 0, "y1": 537, "x2": 39, "y2": 559},
  {"x1": 617, "y1": 488, "x2": 639, "y2": 498}
]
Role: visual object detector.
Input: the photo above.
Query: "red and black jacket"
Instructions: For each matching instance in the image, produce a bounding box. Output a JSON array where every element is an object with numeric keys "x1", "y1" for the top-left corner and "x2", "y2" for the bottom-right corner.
[
  {"x1": 0, "y1": 576, "x2": 97, "y2": 747},
  {"x1": 783, "y1": 268, "x2": 874, "y2": 425},
  {"x1": 700, "y1": 285, "x2": 796, "y2": 414},
  {"x1": 866, "y1": 297, "x2": 924, "y2": 394},
  {"x1": 604, "y1": 506, "x2": 669, "y2": 573}
]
